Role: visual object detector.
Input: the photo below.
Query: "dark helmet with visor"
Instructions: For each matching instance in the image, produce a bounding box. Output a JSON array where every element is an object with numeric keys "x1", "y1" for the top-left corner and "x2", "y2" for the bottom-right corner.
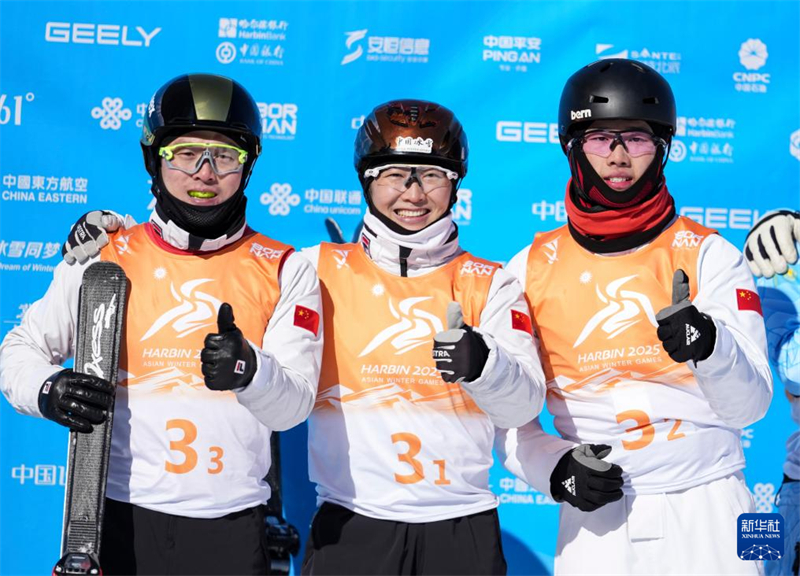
[
  {"x1": 558, "y1": 58, "x2": 676, "y2": 151},
  {"x1": 140, "y1": 73, "x2": 262, "y2": 182},
  {"x1": 354, "y1": 99, "x2": 468, "y2": 185}
]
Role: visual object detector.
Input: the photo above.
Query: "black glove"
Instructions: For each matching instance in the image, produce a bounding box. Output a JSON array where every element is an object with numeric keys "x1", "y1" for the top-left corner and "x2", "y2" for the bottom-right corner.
[
  {"x1": 432, "y1": 302, "x2": 490, "y2": 383},
  {"x1": 202, "y1": 303, "x2": 257, "y2": 391},
  {"x1": 62, "y1": 210, "x2": 122, "y2": 265},
  {"x1": 655, "y1": 269, "x2": 716, "y2": 363},
  {"x1": 550, "y1": 444, "x2": 624, "y2": 512},
  {"x1": 38, "y1": 369, "x2": 115, "y2": 433}
]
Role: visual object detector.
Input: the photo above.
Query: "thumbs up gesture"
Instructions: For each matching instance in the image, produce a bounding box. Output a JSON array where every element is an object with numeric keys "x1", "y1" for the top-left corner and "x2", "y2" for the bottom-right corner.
[
  {"x1": 432, "y1": 302, "x2": 490, "y2": 383},
  {"x1": 201, "y1": 303, "x2": 257, "y2": 391},
  {"x1": 654, "y1": 270, "x2": 716, "y2": 363}
]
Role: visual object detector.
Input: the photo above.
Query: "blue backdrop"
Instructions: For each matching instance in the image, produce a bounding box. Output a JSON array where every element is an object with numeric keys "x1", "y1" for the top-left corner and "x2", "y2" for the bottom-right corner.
[{"x1": 1, "y1": 1, "x2": 799, "y2": 574}]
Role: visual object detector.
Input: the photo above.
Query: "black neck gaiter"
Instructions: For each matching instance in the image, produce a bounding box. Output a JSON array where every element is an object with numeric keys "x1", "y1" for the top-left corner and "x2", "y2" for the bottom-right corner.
[{"x1": 152, "y1": 174, "x2": 247, "y2": 242}]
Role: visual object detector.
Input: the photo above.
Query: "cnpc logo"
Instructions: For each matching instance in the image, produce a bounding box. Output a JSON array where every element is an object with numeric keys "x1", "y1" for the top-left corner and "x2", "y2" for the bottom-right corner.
[{"x1": 45, "y1": 22, "x2": 161, "y2": 47}]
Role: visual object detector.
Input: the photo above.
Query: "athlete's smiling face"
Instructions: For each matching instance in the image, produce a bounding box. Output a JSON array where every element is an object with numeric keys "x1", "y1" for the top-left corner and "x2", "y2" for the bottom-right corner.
[
  {"x1": 368, "y1": 164, "x2": 453, "y2": 231},
  {"x1": 159, "y1": 130, "x2": 243, "y2": 206},
  {"x1": 582, "y1": 120, "x2": 658, "y2": 193}
]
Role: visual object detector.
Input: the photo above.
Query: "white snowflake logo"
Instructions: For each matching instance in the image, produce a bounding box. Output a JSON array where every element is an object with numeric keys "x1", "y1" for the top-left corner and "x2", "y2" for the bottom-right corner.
[
  {"x1": 153, "y1": 267, "x2": 167, "y2": 280},
  {"x1": 260, "y1": 183, "x2": 300, "y2": 216},
  {"x1": 579, "y1": 271, "x2": 592, "y2": 284},
  {"x1": 372, "y1": 284, "x2": 385, "y2": 297},
  {"x1": 738, "y1": 39, "x2": 768, "y2": 71},
  {"x1": 91, "y1": 97, "x2": 132, "y2": 130}
]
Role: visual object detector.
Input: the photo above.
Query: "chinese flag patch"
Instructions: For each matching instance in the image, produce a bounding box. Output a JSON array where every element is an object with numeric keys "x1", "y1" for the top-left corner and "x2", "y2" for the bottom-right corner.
[
  {"x1": 294, "y1": 305, "x2": 320, "y2": 336},
  {"x1": 511, "y1": 310, "x2": 533, "y2": 335},
  {"x1": 736, "y1": 288, "x2": 762, "y2": 316}
]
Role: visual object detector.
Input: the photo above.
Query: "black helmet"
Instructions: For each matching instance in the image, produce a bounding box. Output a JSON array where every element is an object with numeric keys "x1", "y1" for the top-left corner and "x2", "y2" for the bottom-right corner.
[
  {"x1": 354, "y1": 99, "x2": 468, "y2": 179},
  {"x1": 140, "y1": 73, "x2": 262, "y2": 177},
  {"x1": 558, "y1": 59, "x2": 676, "y2": 150}
]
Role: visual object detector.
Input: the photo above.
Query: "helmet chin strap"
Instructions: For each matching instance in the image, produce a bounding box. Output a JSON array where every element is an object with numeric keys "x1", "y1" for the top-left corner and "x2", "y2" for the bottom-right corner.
[{"x1": 569, "y1": 146, "x2": 666, "y2": 209}]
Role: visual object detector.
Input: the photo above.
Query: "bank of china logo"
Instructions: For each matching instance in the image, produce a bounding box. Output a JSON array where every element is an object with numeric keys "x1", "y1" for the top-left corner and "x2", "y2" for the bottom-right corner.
[
  {"x1": 216, "y1": 41, "x2": 237, "y2": 64},
  {"x1": 790, "y1": 128, "x2": 800, "y2": 161},
  {"x1": 596, "y1": 43, "x2": 628, "y2": 59},
  {"x1": 92, "y1": 97, "x2": 132, "y2": 130},
  {"x1": 358, "y1": 296, "x2": 444, "y2": 357},
  {"x1": 219, "y1": 18, "x2": 237, "y2": 38},
  {"x1": 333, "y1": 249, "x2": 351, "y2": 269},
  {"x1": 669, "y1": 139, "x2": 687, "y2": 162},
  {"x1": 260, "y1": 183, "x2": 300, "y2": 216},
  {"x1": 739, "y1": 39, "x2": 768, "y2": 71},
  {"x1": 141, "y1": 279, "x2": 223, "y2": 341},
  {"x1": 341, "y1": 29, "x2": 368, "y2": 65},
  {"x1": 573, "y1": 275, "x2": 658, "y2": 348},
  {"x1": 396, "y1": 136, "x2": 433, "y2": 154},
  {"x1": 543, "y1": 238, "x2": 559, "y2": 264}
]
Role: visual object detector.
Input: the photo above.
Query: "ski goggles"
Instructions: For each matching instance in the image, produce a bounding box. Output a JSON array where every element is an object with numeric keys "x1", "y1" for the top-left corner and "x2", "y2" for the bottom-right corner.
[
  {"x1": 159, "y1": 143, "x2": 248, "y2": 176},
  {"x1": 568, "y1": 130, "x2": 666, "y2": 158},
  {"x1": 364, "y1": 164, "x2": 459, "y2": 195}
]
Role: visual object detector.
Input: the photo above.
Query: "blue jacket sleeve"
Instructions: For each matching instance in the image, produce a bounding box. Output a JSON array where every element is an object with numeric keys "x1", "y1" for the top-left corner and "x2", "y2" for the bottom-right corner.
[{"x1": 756, "y1": 255, "x2": 800, "y2": 396}]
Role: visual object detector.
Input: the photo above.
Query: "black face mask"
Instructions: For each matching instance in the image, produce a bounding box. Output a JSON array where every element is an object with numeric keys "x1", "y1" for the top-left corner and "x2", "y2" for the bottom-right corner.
[
  {"x1": 569, "y1": 142, "x2": 666, "y2": 208},
  {"x1": 152, "y1": 172, "x2": 248, "y2": 242}
]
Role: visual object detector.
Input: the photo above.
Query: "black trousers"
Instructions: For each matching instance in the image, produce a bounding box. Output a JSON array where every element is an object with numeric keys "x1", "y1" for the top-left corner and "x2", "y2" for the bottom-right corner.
[
  {"x1": 302, "y1": 502, "x2": 507, "y2": 576},
  {"x1": 99, "y1": 498, "x2": 270, "y2": 575}
]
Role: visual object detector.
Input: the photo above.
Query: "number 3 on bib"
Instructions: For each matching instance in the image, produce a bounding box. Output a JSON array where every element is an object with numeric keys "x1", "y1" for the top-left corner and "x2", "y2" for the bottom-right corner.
[
  {"x1": 391, "y1": 432, "x2": 451, "y2": 486},
  {"x1": 165, "y1": 419, "x2": 225, "y2": 474},
  {"x1": 615, "y1": 410, "x2": 685, "y2": 451}
]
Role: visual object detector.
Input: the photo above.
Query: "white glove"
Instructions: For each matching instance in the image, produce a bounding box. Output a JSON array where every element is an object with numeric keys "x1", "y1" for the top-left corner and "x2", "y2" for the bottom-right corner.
[
  {"x1": 744, "y1": 210, "x2": 800, "y2": 278},
  {"x1": 62, "y1": 210, "x2": 131, "y2": 264}
]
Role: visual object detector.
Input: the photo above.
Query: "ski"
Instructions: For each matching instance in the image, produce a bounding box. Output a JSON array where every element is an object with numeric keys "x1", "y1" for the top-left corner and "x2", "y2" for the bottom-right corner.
[
  {"x1": 264, "y1": 432, "x2": 300, "y2": 576},
  {"x1": 53, "y1": 262, "x2": 128, "y2": 576}
]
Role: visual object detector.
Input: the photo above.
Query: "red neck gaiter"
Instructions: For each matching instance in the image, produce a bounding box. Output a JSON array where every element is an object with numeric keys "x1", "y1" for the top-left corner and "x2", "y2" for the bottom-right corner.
[{"x1": 564, "y1": 179, "x2": 676, "y2": 252}]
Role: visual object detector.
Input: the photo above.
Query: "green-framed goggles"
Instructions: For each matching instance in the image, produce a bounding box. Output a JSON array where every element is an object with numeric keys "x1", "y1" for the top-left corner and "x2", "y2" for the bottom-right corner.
[{"x1": 159, "y1": 142, "x2": 248, "y2": 176}]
